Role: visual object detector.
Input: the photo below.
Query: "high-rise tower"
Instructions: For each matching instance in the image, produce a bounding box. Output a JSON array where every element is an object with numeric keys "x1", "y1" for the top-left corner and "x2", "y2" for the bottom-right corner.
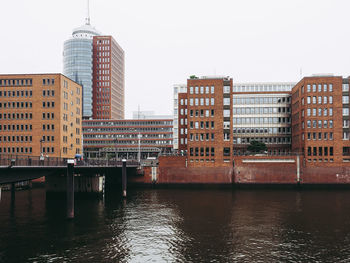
[{"x1": 63, "y1": 1, "x2": 124, "y2": 119}]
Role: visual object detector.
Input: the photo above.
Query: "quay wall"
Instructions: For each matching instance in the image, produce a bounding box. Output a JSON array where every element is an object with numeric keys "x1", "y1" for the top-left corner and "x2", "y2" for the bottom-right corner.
[{"x1": 143, "y1": 156, "x2": 350, "y2": 185}]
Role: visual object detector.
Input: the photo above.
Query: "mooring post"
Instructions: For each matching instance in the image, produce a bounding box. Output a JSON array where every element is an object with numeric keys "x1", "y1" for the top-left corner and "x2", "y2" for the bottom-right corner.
[
  {"x1": 122, "y1": 159, "x2": 127, "y2": 197},
  {"x1": 11, "y1": 183, "x2": 15, "y2": 201},
  {"x1": 66, "y1": 159, "x2": 75, "y2": 219}
]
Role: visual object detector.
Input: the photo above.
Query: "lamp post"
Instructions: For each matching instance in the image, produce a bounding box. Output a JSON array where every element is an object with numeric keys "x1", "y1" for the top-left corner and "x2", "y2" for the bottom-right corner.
[
  {"x1": 114, "y1": 138, "x2": 118, "y2": 162},
  {"x1": 138, "y1": 132, "x2": 141, "y2": 164}
]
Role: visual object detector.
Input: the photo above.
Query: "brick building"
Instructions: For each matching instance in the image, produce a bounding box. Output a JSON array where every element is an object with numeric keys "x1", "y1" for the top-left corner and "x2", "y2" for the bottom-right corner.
[
  {"x1": 83, "y1": 119, "x2": 173, "y2": 159},
  {"x1": 291, "y1": 75, "x2": 350, "y2": 165},
  {"x1": 0, "y1": 74, "x2": 83, "y2": 158},
  {"x1": 178, "y1": 76, "x2": 233, "y2": 167},
  {"x1": 92, "y1": 36, "x2": 125, "y2": 119}
]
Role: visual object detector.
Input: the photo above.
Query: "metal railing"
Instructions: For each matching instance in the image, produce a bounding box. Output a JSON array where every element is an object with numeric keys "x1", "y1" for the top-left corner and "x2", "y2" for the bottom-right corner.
[{"x1": 0, "y1": 154, "x2": 66, "y2": 167}]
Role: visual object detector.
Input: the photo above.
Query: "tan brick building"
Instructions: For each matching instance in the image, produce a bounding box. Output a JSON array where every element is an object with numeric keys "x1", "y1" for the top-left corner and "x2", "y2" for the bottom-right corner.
[
  {"x1": 291, "y1": 75, "x2": 350, "y2": 165},
  {"x1": 0, "y1": 74, "x2": 83, "y2": 158}
]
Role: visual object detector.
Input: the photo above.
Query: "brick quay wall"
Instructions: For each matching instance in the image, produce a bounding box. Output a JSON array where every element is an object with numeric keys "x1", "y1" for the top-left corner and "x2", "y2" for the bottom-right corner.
[{"x1": 136, "y1": 156, "x2": 350, "y2": 186}]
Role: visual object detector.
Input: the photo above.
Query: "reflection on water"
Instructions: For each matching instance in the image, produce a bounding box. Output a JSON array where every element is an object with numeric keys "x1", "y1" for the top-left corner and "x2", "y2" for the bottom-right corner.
[{"x1": 1, "y1": 188, "x2": 350, "y2": 262}]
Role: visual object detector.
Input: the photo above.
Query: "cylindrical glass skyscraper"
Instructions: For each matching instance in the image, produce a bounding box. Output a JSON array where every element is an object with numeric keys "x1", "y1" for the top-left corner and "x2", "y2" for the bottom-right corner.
[{"x1": 63, "y1": 24, "x2": 100, "y2": 118}]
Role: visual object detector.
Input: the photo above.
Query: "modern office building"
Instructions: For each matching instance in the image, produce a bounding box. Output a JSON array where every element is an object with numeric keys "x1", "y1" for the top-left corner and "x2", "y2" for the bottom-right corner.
[
  {"x1": 92, "y1": 36, "x2": 125, "y2": 119},
  {"x1": 82, "y1": 119, "x2": 173, "y2": 159},
  {"x1": 173, "y1": 84, "x2": 187, "y2": 150},
  {"x1": 291, "y1": 75, "x2": 350, "y2": 164},
  {"x1": 63, "y1": 17, "x2": 100, "y2": 118},
  {"x1": 63, "y1": 11, "x2": 124, "y2": 119},
  {"x1": 0, "y1": 74, "x2": 83, "y2": 158},
  {"x1": 232, "y1": 82, "x2": 295, "y2": 155}
]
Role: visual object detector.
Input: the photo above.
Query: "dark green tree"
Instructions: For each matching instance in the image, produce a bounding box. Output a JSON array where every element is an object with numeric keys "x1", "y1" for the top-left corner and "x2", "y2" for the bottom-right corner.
[
  {"x1": 189, "y1": 75, "x2": 198, "y2": 79},
  {"x1": 247, "y1": 141, "x2": 267, "y2": 153}
]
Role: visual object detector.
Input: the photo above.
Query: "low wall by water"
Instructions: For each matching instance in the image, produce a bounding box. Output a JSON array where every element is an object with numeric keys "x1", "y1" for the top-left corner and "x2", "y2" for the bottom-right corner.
[{"x1": 146, "y1": 156, "x2": 350, "y2": 185}]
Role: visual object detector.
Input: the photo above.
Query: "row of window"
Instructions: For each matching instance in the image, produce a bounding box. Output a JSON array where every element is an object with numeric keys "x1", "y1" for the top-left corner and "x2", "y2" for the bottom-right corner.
[
  {"x1": 43, "y1": 101, "x2": 55, "y2": 108},
  {"x1": 42, "y1": 113, "x2": 54, "y2": 120},
  {"x1": 84, "y1": 140, "x2": 171, "y2": 145},
  {"x1": 189, "y1": 97, "x2": 215, "y2": 106},
  {"x1": 233, "y1": 127, "x2": 291, "y2": 134},
  {"x1": 0, "y1": 113, "x2": 32, "y2": 120},
  {"x1": 42, "y1": 124, "x2": 55, "y2": 131},
  {"x1": 0, "y1": 135, "x2": 32, "y2": 142},
  {"x1": 0, "y1": 124, "x2": 32, "y2": 131},
  {"x1": 42, "y1": 78, "x2": 55, "y2": 85},
  {"x1": 189, "y1": 133, "x2": 215, "y2": 141},
  {"x1": 233, "y1": 137, "x2": 291, "y2": 144},
  {"x1": 304, "y1": 108, "x2": 333, "y2": 117},
  {"x1": 41, "y1": 136, "x2": 55, "y2": 142},
  {"x1": 233, "y1": 117, "x2": 291, "y2": 125},
  {"x1": 307, "y1": 146, "x2": 333, "y2": 156},
  {"x1": 0, "y1": 101, "x2": 32, "y2": 108},
  {"x1": 189, "y1": 121, "x2": 215, "y2": 129},
  {"x1": 303, "y1": 96, "x2": 333, "y2": 105},
  {"x1": 233, "y1": 107, "x2": 291, "y2": 115},
  {"x1": 189, "y1": 147, "x2": 215, "y2": 157},
  {"x1": 302, "y1": 84, "x2": 334, "y2": 93},
  {"x1": 233, "y1": 84, "x2": 293, "y2": 92},
  {"x1": 0, "y1": 79, "x2": 32, "y2": 86},
  {"x1": 305, "y1": 120, "x2": 333, "y2": 129},
  {"x1": 188, "y1": 109, "x2": 214, "y2": 117},
  {"x1": 42, "y1": 90, "x2": 55, "y2": 97},
  {"x1": 0, "y1": 147, "x2": 32, "y2": 153},
  {"x1": 303, "y1": 132, "x2": 334, "y2": 140},
  {"x1": 189, "y1": 86, "x2": 215, "y2": 94},
  {"x1": 233, "y1": 97, "x2": 290, "y2": 105},
  {"x1": 0, "y1": 90, "x2": 32, "y2": 97}
]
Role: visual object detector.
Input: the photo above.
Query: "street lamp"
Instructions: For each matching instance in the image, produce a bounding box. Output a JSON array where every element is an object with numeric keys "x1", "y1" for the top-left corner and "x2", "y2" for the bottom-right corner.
[
  {"x1": 138, "y1": 132, "x2": 141, "y2": 163},
  {"x1": 40, "y1": 139, "x2": 43, "y2": 157},
  {"x1": 114, "y1": 137, "x2": 118, "y2": 162}
]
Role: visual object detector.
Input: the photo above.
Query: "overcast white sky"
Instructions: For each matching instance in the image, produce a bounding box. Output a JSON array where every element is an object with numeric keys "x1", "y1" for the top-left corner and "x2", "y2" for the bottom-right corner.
[{"x1": 1, "y1": 0, "x2": 350, "y2": 118}]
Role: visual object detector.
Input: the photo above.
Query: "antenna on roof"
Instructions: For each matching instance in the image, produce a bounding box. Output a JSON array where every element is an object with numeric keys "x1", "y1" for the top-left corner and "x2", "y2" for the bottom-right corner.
[{"x1": 85, "y1": 0, "x2": 91, "y2": 25}]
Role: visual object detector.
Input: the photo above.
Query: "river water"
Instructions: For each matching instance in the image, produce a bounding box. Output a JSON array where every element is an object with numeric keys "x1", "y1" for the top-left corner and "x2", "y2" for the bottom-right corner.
[{"x1": 1, "y1": 188, "x2": 350, "y2": 262}]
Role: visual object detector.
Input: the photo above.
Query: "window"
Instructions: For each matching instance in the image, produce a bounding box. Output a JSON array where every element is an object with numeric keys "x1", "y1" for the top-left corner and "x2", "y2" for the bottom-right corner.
[
  {"x1": 211, "y1": 98, "x2": 215, "y2": 105},
  {"x1": 318, "y1": 84, "x2": 322, "y2": 92},
  {"x1": 223, "y1": 86, "x2": 230, "y2": 93},
  {"x1": 307, "y1": 97, "x2": 311, "y2": 104},
  {"x1": 318, "y1": 96, "x2": 322, "y2": 104},
  {"x1": 211, "y1": 86, "x2": 215, "y2": 94},
  {"x1": 307, "y1": 85, "x2": 311, "y2": 92},
  {"x1": 343, "y1": 96, "x2": 349, "y2": 104},
  {"x1": 223, "y1": 110, "x2": 230, "y2": 117},
  {"x1": 195, "y1": 86, "x2": 199, "y2": 94},
  {"x1": 205, "y1": 86, "x2": 209, "y2": 94},
  {"x1": 343, "y1": 108, "x2": 349, "y2": 116},
  {"x1": 200, "y1": 86, "x2": 204, "y2": 94},
  {"x1": 329, "y1": 108, "x2": 333, "y2": 116},
  {"x1": 307, "y1": 108, "x2": 311, "y2": 116},
  {"x1": 190, "y1": 87, "x2": 193, "y2": 94},
  {"x1": 323, "y1": 84, "x2": 327, "y2": 92},
  {"x1": 343, "y1": 84, "x2": 349, "y2": 92},
  {"x1": 329, "y1": 96, "x2": 333, "y2": 104},
  {"x1": 312, "y1": 96, "x2": 316, "y2": 104},
  {"x1": 223, "y1": 98, "x2": 230, "y2": 105}
]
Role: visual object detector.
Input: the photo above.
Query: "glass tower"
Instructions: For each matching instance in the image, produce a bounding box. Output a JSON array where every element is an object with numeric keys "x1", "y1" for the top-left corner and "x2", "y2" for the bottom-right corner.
[{"x1": 63, "y1": 22, "x2": 100, "y2": 118}]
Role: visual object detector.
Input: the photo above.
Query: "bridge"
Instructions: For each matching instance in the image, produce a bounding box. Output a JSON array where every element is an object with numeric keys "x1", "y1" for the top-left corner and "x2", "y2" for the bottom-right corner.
[{"x1": 0, "y1": 154, "x2": 143, "y2": 219}]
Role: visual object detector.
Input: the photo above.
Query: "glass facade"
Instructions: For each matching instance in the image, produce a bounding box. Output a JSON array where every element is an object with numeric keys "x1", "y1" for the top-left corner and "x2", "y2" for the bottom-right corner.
[{"x1": 63, "y1": 24, "x2": 100, "y2": 118}]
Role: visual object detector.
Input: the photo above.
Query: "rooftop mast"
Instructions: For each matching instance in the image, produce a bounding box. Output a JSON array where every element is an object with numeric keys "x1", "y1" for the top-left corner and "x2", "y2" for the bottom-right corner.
[{"x1": 85, "y1": 0, "x2": 91, "y2": 25}]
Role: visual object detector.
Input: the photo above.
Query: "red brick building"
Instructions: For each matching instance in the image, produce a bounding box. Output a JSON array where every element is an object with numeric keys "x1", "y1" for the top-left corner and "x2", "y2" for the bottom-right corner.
[
  {"x1": 92, "y1": 36, "x2": 125, "y2": 119},
  {"x1": 291, "y1": 75, "x2": 350, "y2": 165},
  {"x1": 178, "y1": 76, "x2": 233, "y2": 167}
]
